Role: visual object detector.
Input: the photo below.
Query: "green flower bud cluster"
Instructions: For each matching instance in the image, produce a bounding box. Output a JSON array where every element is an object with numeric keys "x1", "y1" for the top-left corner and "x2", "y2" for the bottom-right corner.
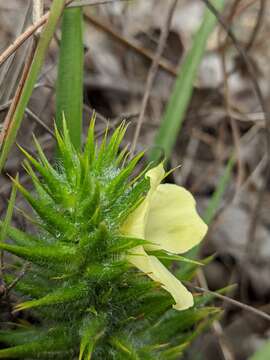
[{"x1": 0, "y1": 119, "x2": 218, "y2": 359}]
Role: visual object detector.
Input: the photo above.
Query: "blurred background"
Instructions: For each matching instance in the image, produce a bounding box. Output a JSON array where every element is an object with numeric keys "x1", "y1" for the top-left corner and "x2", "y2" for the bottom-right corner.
[{"x1": 0, "y1": 1, "x2": 270, "y2": 359}]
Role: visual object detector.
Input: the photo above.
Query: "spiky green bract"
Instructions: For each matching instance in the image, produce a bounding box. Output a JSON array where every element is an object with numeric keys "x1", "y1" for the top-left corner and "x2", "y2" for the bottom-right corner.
[{"x1": 0, "y1": 120, "x2": 217, "y2": 359}]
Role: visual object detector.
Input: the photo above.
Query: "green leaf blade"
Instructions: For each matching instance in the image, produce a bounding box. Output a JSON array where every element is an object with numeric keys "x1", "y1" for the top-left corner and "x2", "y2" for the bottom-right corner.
[
  {"x1": 149, "y1": 0, "x2": 225, "y2": 163},
  {"x1": 56, "y1": 7, "x2": 84, "y2": 150}
]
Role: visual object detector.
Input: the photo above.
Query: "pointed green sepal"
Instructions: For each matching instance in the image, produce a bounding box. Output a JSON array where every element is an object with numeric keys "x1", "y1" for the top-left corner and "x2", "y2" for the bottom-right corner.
[
  {"x1": 79, "y1": 314, "x2": 106, "y2": 360},
  {"x1": 0, "y1": 242, "x2": 77, "y2": 266},
  {"x1": 14, "y1": 283, "x2": 88, "y2": 312}
]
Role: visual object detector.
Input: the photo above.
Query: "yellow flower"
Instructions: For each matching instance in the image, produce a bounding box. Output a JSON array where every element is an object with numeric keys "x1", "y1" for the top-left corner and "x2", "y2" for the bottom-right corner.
[{"x1": 121, "y1": 164, "x2": 207, "y2": 311}]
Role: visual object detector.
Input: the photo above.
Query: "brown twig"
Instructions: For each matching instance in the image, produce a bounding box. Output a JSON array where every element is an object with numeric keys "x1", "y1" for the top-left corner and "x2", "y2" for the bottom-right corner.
[
  {"x1": 0, "y1": 0, "x2": 76, "y2": 68},
  {"x1": 215, "y1": 0, "x2": 262, "y2": 86},
  {"x1": 0, "y1": 14, "x2": 48, "y2": 68},
  {"x1": 0, "y1": 40, "x2": 37, "y2": 146},
  {"x1": 130, "y1": 0, "x2": 178, "y2": 156},
  {"x1": 197, "y1": 269, "x2": 235, "y2": 360},
  {"x1": 0, "y1": 0, "x2": 127, "y2": 68},
  {"x1": 245, "y1": 0, "x2": 266, "y2": 52},
  {"x1": 199, "y1": 0, "x2": 270, "y2": 277},
  {"x1": 221, "y1": 51, "x2": 243, "y2": 193},
  {"x1": 235, "y1": 0, "x2": 261, "y2": 18},
  {"x1": 218, "y1": 0, "x2": 265, "y2": 194},
  {"x1": 199, "y1": 0, "x2": 267, "y2": 116},
  {"x1": 0, "y1": 1, "x2": 178, "y2": 78},
  {"x1": 33, "y1": 0, "x2": 44, "y2": 36},
  {"x1": 84, "y1": 13, "x2": 178, "y2": 78},
  {"x1": 0, "y1": 100, "x2": 54, "y2": 137},
  {"x1": 185, "y1": 281, "x2": 270, "y2": 321},
  {"x1": 26, "y1": 108, "x2": 55, "y2": 137}
]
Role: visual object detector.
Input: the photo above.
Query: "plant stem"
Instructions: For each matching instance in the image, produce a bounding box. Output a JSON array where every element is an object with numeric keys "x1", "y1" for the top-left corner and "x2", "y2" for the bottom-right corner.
[{"x1": 56, "y1": 7, "x2": 84, "y2": 150}]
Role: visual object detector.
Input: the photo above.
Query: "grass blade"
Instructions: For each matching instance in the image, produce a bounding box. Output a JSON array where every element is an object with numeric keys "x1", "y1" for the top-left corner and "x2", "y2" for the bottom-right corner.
[
  {"x1": 250, "y1": 341, "x2": 270, "y2": 360},
  {"x1": 56, "y1": 7, "x2": 84, "y2": 150},
  {"x1": 0, "y1": 177, "x2": 17, "y2": 243},
  {"x1": 0, "y1": 176, "x2": 17, "y2": 273},
  {"x1": 203, "y1": 154, "x2": 235, "y2": 225},
  {"x1": 149, "y1": 0, "x2": 225, "y2": 163},
  {"x1": 0, "y1": 0, "x2": 66, "y2": 173}
]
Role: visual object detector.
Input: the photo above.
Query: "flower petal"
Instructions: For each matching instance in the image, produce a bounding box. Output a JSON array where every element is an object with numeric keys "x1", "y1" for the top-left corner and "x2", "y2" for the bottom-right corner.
[
  {"x1": 146, "y1": 163, "x2": 165, "y2": 192},
  {"x1": 127, "y1": 246, "x2": 193, "y2": 310},
  {"x1": 121, "y1": 163, "x2": 165, "y2": 239},
  {"x1": 145, "y1": 184, "x2": 207, "y2": 254},
  {"x1": 120, "y1": 200, "x2": 149, "y2": 239}
]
